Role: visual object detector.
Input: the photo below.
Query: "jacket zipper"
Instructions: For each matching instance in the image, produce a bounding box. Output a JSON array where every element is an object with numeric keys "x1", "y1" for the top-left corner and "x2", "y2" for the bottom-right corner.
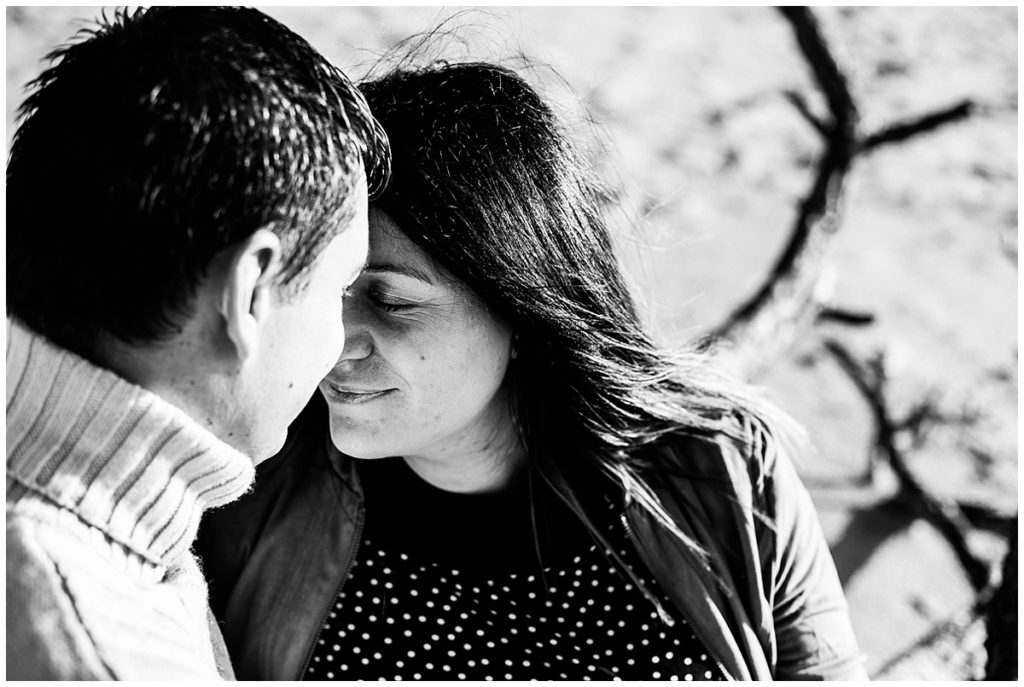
[
  {"x1": 296, "y1": 503, "x2": 366, "y2": 679},
  {"x1": 620, "y1": 508, "x2": 734, "y2": 681}
]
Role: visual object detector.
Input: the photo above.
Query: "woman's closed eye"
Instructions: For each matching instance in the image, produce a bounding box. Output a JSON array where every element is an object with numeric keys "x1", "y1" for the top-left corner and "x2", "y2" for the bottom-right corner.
[{"x1": 364, "y1": 286, "x2": 420, "y2": 313}]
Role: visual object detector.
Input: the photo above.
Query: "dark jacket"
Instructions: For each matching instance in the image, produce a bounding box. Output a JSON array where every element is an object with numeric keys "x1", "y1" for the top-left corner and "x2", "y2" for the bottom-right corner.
[{"x1": 197, "y1": 408, "x2": 865, "y2": 680}]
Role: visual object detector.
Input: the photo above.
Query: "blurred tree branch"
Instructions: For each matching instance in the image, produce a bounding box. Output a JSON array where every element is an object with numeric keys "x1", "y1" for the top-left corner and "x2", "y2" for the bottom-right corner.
[
  {"x1": 695, "y1": 8, "x2": 1014, "y2": 676},
  {"x1": 823, "y1": 339, "x2": 994, "y2": 591},
  {"x1": 781, "y1": 89, "x2": 829, "y2": 136},
  {"x1": 704, "y1": 6, "x2": 856, "y2": 376},
  {"x1": 815, "y1": 306, "x2": 875, "y2": 327},
  {"x1": 703, "y1": 8, "x2": 985, "y2": 378},
  {"x1": 984, "y1": 522, "x2": 1017, "y2": 679},
  {"x1": 859, "y1": 100, "x2": 976, "y2": 154},
  {"x1": 872, "y1": 590, "x2": 991, "y2": 678},
  {"x1": 824, "y1": 339, "x2": 1016, "y2": 679}
]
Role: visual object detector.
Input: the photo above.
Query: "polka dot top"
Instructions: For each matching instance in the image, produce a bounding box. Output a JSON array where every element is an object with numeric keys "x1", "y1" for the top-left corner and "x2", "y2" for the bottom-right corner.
[{"x1": 305, "y1": 457, "x2": 724, "y2": 681}]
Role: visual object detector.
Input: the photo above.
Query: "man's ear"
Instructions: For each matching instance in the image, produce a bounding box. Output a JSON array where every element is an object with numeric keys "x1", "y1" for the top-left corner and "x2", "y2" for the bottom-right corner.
[{"x1": 218, "y1": 229, "x2": 284, "y2": 363}]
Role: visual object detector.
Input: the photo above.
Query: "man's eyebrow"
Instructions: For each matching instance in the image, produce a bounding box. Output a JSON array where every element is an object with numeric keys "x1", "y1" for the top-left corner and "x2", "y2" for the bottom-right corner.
[{"x1": 364, "y1": 261, "x2": 435, "y2": 285}]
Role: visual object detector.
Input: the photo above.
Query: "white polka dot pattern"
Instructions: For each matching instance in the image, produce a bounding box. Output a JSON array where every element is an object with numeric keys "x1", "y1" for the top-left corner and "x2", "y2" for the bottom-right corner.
[{"x1": 305, "y1": 538, "x2": 723, "y2": 681}]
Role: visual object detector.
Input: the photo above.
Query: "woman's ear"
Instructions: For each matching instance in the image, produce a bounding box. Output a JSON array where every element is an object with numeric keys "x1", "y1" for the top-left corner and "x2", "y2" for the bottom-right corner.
[{"x1": 217, "y1": 229, "x2": 284, "y2": 363}]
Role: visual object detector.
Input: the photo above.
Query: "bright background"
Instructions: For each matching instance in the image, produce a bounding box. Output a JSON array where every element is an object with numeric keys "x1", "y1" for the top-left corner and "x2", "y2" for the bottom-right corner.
[{"x1": 6, "y1": 6, "x2": 1017, "y2": 679}]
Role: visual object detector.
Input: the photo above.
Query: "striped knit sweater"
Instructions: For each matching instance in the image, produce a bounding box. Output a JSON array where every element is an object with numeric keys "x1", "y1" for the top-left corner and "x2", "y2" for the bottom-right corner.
[{"x1": 6, "y1": 319, "x2": 256, "y2": 680}]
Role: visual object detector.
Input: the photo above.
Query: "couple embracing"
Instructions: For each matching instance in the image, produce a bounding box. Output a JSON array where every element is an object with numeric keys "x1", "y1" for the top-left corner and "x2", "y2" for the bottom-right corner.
[{"x1": 7, "y1": 6, "x2": 865, "y2": 681}]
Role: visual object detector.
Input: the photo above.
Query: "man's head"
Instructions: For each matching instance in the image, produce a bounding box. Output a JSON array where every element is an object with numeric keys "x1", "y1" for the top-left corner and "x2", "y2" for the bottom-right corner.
[{"x1": 7, "y1": 7, "x2": 389, "y2": 460}]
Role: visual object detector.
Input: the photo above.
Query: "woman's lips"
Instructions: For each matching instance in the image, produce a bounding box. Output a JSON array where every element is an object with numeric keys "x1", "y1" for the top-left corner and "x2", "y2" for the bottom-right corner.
[{"x1": 323, "y1": 382, "x2": 395, "y2": 405}]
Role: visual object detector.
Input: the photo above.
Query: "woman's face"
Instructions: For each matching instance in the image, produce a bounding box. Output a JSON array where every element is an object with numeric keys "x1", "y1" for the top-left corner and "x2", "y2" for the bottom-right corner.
[{"x1": 320, "y1": 209, "x2": 514, "y2": 461}]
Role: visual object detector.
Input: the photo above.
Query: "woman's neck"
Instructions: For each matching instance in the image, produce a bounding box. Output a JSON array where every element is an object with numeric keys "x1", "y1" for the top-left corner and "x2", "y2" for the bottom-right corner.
[{"x1": 402, "y1": 395, "x2": 525, "y2": 494}]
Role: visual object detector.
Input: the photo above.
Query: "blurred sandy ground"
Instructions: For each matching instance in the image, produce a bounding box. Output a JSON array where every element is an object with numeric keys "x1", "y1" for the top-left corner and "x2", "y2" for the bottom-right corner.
[{"x1": 6, "y1": 6, "x2": 1017, "y2": 679}]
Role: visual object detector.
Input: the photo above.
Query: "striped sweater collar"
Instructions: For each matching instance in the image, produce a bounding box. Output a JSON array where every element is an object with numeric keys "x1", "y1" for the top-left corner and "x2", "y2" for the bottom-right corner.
[{"x1": 6, "y1": 319, "x2": 255, "y2": 566}]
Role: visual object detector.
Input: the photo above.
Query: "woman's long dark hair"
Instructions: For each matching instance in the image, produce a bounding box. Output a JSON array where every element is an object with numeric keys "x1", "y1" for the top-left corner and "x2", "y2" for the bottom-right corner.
[{"x1": 359, "y1": 62, "x2": 789, "y2": 569}]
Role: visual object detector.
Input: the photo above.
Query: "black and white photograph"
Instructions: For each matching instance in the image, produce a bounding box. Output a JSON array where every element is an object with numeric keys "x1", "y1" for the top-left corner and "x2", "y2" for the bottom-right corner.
[{"x1": 5, "y1": 5, "x2": 1017, "y2": 681}]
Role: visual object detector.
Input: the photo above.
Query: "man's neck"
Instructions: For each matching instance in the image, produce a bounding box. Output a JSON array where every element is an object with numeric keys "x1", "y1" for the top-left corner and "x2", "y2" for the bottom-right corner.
[
  {"x1": 95, "y1": 333, "x2": 232, "y2": 449},
  {"x1": 6, "y1": 319, "x2": 255, "y2": 565}
]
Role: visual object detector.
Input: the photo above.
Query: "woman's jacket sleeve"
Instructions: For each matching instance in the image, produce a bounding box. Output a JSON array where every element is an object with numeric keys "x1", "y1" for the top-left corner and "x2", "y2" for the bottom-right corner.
[{"x1": 767, "y1": 442, "x2": 867, "y2": 680}]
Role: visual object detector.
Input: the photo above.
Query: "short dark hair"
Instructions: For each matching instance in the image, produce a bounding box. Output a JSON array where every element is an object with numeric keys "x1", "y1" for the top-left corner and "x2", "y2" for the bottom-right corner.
[{"x1": 7, "y1": 6, "x2": 389, "y2": 356}]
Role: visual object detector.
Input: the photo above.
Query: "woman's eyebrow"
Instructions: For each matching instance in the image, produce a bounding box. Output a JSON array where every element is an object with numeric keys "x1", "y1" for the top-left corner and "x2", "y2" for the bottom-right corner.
[{"x1": 364, "y1": 261, "x2": 435, "y2": 285}]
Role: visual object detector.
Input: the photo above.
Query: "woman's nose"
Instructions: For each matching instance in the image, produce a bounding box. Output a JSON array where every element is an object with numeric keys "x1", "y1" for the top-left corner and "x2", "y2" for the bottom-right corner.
[{"x1": 338, "y1": 302, "x2": 374, "y2": 364}]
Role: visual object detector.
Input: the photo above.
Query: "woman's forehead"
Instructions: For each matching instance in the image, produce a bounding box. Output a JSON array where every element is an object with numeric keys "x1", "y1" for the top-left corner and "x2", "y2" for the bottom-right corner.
[{"x1": 367, "y1": 208, "x2": 451, "y2": 287}]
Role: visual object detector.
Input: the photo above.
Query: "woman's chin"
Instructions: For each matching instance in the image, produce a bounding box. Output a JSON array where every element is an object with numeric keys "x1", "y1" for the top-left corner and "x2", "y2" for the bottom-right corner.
[{"x1": 327, "y1": 423, "x2": 396, "y2": 460}]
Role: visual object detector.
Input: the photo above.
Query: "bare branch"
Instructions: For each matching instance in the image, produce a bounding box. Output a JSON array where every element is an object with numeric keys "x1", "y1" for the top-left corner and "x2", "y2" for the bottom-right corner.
[
  {"x1": 824, "y1": 339, "x2": 994, "y2": 591},
  {"x1": 705, "y1": 7, "x2": 858, "y2": 376},
  {"x1": 896, "y1": 398, "x2": 982, "y2": 452},
  {"x1": 860, "y1": 100, "x2": 977, "y2": 153},
  {"x1": 815, "y1": 306, "x2": 876, "y2": 327},
  {"x1": 825, "y1": 339, "x2": 880, "y2": 403},
  {"x1": 984, "y1": 523, "x2": 1018, "y2": 679},
  {"x1": 781, "y1": 89, "x2": 829, "y2": 136},
  {"x1": 703, "y1": 12, "x2": 983, "y2": 378},
  {"x1": 872, "y1": 594, "x2": 989, "y2": 678}
]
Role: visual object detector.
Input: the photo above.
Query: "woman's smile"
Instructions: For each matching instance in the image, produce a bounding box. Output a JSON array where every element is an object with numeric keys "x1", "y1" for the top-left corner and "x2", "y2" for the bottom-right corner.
[
  {"x1": 321, "y1": 381, "x2": 396, "y2": 405},
  {"x1": 321, "y1": 209, "x2": 515, "y2": 466}
]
